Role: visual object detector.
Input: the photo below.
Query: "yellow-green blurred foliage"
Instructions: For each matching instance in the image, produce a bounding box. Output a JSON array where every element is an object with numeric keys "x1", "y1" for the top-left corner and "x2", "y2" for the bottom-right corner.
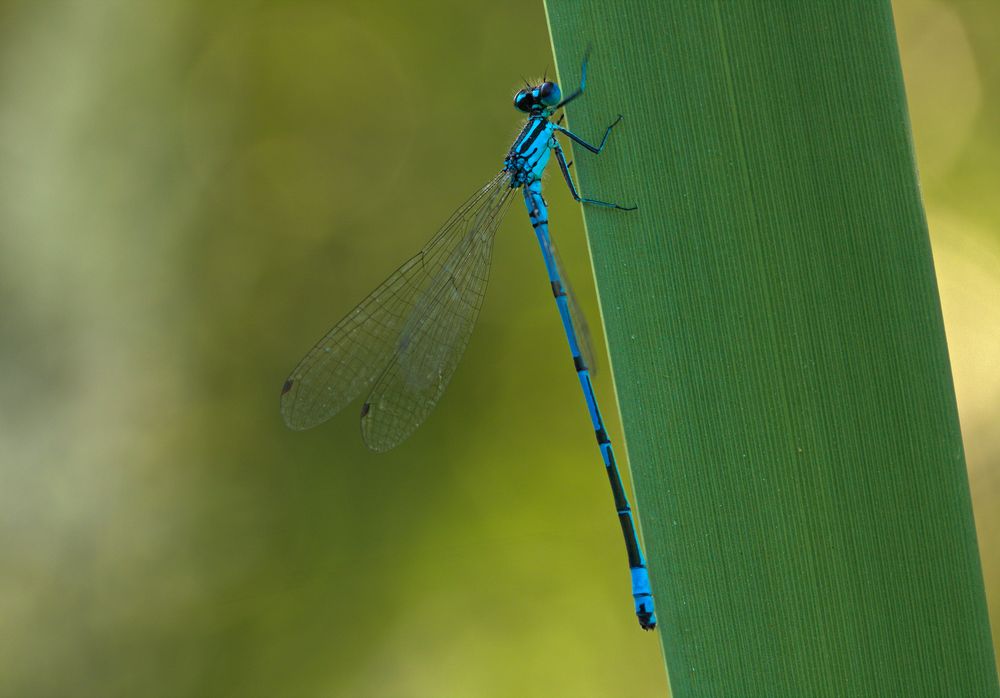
[
  {"x1": 0, "y1": 1, "x2": 995, "y2": 695},
  {"x1": 895, "y1": 0, "x2": 1000, "y2": 669}
]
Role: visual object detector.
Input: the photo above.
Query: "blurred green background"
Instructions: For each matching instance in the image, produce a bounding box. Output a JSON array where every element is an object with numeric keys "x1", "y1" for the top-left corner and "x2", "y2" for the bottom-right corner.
[{"x1": 0, "y1": 1, "x2": 996, "y2": 696}]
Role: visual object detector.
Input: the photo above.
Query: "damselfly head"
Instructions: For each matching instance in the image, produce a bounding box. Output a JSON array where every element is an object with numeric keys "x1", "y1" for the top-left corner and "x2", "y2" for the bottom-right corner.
[
  {"x1": 537, "y1": 81, "x2": 561, "y2": 107},
  {"x1": 513, "y1": 88, "x2": 532, "y2": 113},
  {"x1": 513, "y1": 81, "x2": 562, "y2": 114}
]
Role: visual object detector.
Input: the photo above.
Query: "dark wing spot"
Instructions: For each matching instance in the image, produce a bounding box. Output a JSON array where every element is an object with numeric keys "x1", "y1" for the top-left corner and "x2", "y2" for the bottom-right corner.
[
  {"x1": 281, "y1": 378, "x2": 294, "y2": 395},
  {"x1": 360, "y1": 402, "x2": 371, "y2": 418}
]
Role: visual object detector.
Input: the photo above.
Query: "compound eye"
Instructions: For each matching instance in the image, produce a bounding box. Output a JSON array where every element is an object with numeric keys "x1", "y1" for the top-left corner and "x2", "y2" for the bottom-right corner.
[
  {"x1": 537, "y1": 81, "x2": 561, "y2": 106},
  {"x1": 513, "y1": 89, "x2": 532, "y2": 112}
]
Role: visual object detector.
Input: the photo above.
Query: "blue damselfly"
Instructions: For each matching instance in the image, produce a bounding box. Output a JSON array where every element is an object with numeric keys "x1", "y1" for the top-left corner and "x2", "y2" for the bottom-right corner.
[{"x1": 280, "y1": 52, "x2": 656, "y2": 631}]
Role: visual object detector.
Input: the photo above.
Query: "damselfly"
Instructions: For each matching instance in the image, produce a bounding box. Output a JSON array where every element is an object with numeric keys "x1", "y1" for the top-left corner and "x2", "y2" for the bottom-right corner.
[{"x1": 280, "y1": 52, "x2": 656, "y2": 631}]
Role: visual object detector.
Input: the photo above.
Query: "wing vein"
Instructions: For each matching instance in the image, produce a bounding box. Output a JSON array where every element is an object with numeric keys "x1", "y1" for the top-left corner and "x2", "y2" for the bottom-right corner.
[{"x1": 280, "y1": 171, "x2": 514, "y2": 436}]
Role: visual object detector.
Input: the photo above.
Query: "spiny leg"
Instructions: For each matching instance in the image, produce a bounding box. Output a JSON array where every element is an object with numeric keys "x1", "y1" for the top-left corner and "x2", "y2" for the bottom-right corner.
[
  {"x1": 554, "y1": 143, "x2": 636, "y2": 211},
  {"x1": 556, "y1": 114, "x2": 624, "y2": 155},
  {"x1": 555, "y1": 46, "x2": 591, "y2": 109}
]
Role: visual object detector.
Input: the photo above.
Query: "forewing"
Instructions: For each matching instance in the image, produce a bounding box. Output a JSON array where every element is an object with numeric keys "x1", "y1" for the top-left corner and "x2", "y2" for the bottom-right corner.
[
  {"x1": 281, "y1": 171, "x2": 513, "y2": 430},
  {"x1": 360, "y1": 177, "x2": 517, "y2": 451}
]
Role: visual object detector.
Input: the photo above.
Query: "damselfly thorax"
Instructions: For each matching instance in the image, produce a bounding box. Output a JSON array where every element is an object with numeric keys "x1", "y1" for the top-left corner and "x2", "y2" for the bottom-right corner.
[{"x1": 505, "y1": 116, "x2": 557, "y2": 186}]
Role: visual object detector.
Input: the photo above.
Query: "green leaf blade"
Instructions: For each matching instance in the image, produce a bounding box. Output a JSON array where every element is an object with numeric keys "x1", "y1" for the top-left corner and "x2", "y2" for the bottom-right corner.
[{"x1": 545, "y1": 2, "x2": 1000, "y2": 695}]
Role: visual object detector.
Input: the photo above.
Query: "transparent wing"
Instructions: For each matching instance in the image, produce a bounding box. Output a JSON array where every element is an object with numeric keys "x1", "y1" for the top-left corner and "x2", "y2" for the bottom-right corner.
[
  {"x1": 360, "y1": 176, "x2": 518, "y2": 452},
  {"x1": 550, "y1": 239, "x2": 599, "y2": 375},
  {"x1": 281, "y1": 171, "x2": 514, "y2": 431}
]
